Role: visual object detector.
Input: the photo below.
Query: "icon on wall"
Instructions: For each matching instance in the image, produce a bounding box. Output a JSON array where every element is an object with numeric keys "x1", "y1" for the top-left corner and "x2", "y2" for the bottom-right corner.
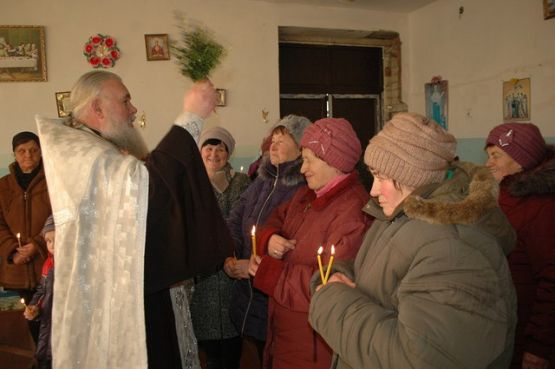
[
  {"x1": 502, "y1": 78, "x2": 530, "y2": 122},
  {"x1": 0, "y1": 25, "x2": 47, "y2": 82},
  {"x1": 145, "y1": 34, "x2": 170, "y2": 61},
  {"x1": 425, "y1": 77, "x2": 448, "y2": 130}
]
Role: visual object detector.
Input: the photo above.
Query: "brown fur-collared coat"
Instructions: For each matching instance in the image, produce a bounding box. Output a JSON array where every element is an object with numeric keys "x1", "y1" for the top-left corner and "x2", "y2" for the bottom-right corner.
[{"x1": 0, "y1": 162, "x2": 51, "y2": 290}]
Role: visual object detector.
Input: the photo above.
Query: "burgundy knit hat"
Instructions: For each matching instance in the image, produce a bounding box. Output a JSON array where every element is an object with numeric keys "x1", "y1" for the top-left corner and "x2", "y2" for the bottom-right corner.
[
  {"x1": 485, "y1": 123, "x2": 546, "y2": 170},
  {"x1": 300, "y1": 117, "x2": 361, "y2": 172},
  {"x1": 364, "y1": 112, "x2": 457, "y2": 188}
]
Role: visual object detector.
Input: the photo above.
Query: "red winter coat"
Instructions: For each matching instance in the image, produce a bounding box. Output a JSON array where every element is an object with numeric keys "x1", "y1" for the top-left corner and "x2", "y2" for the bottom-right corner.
[
  {"x1": 498, "y1": 147, "x2": 555, "y2": 368},
  {"x1": 253, "y1": 172, "x2": 372, "y2": 369}
]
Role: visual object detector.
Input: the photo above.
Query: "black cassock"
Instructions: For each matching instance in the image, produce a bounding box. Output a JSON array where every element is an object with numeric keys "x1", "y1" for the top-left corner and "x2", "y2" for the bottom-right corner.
[{"x1": 144, "y1": 125, "x2": 234, "y2": 369}]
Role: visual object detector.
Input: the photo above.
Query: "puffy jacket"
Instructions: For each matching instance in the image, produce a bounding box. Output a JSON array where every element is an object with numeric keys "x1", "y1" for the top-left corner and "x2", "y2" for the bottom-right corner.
[
  {"x1": 228, "y1": 155, "x2": 305, "y2": 341},
  {"x1": 309, "y1": 162, "x2": 517, "y2": 369},
  {"x1": 498, "y1": 146, "x2": 555, "y2": 368},
  {"x1": 30, "y1": 256, "x2": 54, "y2": 362},
  {"x1": 254, "y1": 172, "x2": 372, "y2": 369},
  {"x1": 0, "y1": 162, "x2": 51, "y2": 289}
]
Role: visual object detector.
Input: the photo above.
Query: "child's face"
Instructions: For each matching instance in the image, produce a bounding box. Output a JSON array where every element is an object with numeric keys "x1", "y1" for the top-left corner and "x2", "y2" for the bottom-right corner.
[{"x1": 44, "y1": 231, "x2": 55, "y2": 254}]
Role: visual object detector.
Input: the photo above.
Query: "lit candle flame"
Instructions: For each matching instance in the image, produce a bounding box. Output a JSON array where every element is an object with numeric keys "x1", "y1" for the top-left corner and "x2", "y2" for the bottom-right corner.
[
  {"x1": 16, "y1": 233, "x2": 22, "y2": 248},
  {"x1": 240, "y1": 166, "x2": 244, "y2": 173},
  {"x1": 20, "y1": 298, "x2": 26, "y2": 306},
  {"x1": 317, "y1": 246, "x2": 323, "y2": 255},
  {"x1": 331, "y1": 245, "x2": 335, "y2": 255}
]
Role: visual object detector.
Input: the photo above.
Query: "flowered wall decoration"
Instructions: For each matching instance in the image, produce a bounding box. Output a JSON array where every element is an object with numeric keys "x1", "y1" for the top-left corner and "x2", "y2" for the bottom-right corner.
[{"x1": 83, "y1": 34, "x2": 120, "y2": 68}]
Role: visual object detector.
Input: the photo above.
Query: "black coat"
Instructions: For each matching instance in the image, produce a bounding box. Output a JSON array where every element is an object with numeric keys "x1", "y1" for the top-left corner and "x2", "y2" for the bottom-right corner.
[{"x1": 143, "y1": 125, "x2": 235, "y2": 369}]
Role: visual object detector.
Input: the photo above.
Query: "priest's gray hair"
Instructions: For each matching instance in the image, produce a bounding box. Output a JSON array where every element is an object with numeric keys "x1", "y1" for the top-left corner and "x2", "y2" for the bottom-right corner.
[{"x1": 70, "y1": 70, "x2": 122, "y2": 122}]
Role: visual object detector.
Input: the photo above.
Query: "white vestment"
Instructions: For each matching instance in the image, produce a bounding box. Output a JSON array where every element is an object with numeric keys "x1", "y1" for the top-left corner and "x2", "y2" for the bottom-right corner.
[{"x1": 36, "y1": 116, "x2": 149, "y2": 369}]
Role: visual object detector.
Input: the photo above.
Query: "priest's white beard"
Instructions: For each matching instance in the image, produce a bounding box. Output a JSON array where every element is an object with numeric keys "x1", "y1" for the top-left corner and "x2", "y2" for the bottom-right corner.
[{"x1": 102, "y1": 116, "x2": 149, "y2": 160}]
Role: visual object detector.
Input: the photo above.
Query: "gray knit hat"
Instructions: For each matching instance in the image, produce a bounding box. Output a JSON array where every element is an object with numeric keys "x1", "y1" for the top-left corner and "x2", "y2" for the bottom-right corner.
[
  {"x1": 364, "y1": 112, "x2": 457, "y2": 188},
  {"x1": 199, "y1": 126, "x2": 236, "y2": 155},
  {"x1": 274, "y1": 115, "x2": 312, "y2": 145},
  {"x1": 41, "y1": 215, "x2": 55, "y2": 236}
]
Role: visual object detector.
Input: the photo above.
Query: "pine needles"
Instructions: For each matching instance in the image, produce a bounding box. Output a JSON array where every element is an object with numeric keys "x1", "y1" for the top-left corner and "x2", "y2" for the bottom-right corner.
[{"x1": 171, "y1": 16, "x2": 226, "y2": 82}]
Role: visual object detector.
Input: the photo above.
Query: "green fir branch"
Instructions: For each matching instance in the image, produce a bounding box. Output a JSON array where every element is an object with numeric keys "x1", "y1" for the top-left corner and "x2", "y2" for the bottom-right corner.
[{"x1": 171, "y1": 21, "x2": 225, "y2": 82}]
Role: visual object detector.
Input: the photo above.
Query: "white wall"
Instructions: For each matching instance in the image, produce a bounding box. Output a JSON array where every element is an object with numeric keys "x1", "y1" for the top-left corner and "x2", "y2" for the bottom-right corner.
[
  {"x1": 407, "y1": 0, "x2": 555, "y2": 139},
  {"x1": 0, "y1": 0, "x2": 409, "y2": 171}
]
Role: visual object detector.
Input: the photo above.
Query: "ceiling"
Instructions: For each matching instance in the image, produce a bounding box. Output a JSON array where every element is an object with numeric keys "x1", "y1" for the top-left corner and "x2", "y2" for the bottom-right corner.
[{"x1": 250, "y1": 0, "x2": 438, "y2": 13}]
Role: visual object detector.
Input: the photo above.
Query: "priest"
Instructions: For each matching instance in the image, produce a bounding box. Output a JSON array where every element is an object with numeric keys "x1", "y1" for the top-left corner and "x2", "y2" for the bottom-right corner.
[{"x1": 36, "y1": 71, "x2": 233, "y2": 369}]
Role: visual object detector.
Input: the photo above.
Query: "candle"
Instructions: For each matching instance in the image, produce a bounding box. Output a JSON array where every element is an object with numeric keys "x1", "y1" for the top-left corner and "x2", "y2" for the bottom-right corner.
[
  {"x1": 251, "y1": 225, "x2": 257, "y2": 256},
  {"x1": 16, "y1": 232, "x2": 22, "y2": 248},
  {"x1": 20, "y1": 298, "x2": 26, "y2": 308},
  {"x1": 240, "y1": 166, "x2": 244, "y2": 173},
  {"x1": 317, "y1": 246, "x2": 325, "y2": 284},
  {"x1": 323, "y1": 245, "x2": 336, "y2": 284}
]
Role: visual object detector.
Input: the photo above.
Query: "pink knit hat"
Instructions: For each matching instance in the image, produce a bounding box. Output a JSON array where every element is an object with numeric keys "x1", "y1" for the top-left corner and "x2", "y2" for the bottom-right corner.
[
  {"x1": 364, "y1": 112, "x2": 457, "y2": 188},
  {"x1": 485, "y1": 122, "x2": 546, "y2": 170},
  {"x1": 300, "y1": 118, "x2": 361, "y2": 173}
]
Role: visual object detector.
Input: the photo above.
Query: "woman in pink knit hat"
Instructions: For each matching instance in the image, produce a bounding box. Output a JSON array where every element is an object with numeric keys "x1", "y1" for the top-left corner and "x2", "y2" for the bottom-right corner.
[
  {"x1": 248, "y1": 117, "x2": 373, "y2": 369},
  {"x1": 309, "y1": 112, "x2": 517, "y2": 369},
  {"x1": 485, "y1": 122, "x2": 555, "y2": 369}
]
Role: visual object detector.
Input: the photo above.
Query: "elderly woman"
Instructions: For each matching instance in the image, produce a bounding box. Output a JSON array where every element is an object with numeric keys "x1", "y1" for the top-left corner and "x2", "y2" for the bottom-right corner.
[
  {"x1": 308, "y1": 113, "x2": 517, "y2": 369},
  {"x1": 249, "y1": 118, "x2": 372, "y2": 369},
  {"x1": 226, "y1": 115, "x2": 311, "y2": 366},
  {"x1": 485, "y1": 122, "x2": 555, "y2": 369},
  {"x1": 0, "y1": 131, "x2": 51, "y2": 341},
  {"x1": 190, "y1": 126, "x2": 251, "y2": 369}
]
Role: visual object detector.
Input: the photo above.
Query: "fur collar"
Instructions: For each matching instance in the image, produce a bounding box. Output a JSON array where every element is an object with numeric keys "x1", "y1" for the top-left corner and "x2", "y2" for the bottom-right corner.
[
  {"x1": 404, "y1": 161, "x2": 499, "y2": 225},
  {"x1": 504, "y1": 145, "x2": 555, "y2": 197},
  {"x1": 257, "y1": 154, "x2": 305, "y2": 187}
]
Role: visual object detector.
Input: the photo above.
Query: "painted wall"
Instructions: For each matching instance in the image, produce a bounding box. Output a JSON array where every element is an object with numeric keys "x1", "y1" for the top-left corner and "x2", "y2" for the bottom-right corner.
[
  {"x1": 0, "y1": 0, "x2": 409, "y2": 172},
  {"x1": 407, "y1": 0, "x2": 555, "y2": 163},
  {"x1": 3, "y1": 0, "x2": 554, "y2": 174}
]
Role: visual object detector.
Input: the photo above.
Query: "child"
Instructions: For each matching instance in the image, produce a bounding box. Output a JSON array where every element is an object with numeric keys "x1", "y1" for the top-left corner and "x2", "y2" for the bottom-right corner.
[{"x1": 23, "y1": 215, "x2": 54, "y2": 369}]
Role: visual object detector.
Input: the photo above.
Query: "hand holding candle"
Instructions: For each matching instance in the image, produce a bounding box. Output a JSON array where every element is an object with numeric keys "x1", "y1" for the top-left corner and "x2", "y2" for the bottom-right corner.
[
  {"x1": 251, "y1": 225, "x2": 257, "y2": 257},
  {"x1": 317, "y1": 246, "x2": 325, "y2": 284},
  {"x1": 23, "y1": 300, "x2": 39, "y2": 320},
  {"x1": 323, "y1": 245, "x2": 335, "y2": 284}
]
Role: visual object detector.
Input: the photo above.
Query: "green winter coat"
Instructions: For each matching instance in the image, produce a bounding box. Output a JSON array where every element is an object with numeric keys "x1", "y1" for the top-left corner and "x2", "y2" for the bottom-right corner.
[{"x1": 309, "y1": 162, "x2": 517, "y2": 369}]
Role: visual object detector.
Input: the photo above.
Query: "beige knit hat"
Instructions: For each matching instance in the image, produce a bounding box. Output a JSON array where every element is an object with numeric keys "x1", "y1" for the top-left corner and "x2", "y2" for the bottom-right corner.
[
  {"x1": 364, "y1": 112, "x2": 457, "y2": 188},
  {"x1": 199, "y1": 126, "x2": 235, "y2": 155}
]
